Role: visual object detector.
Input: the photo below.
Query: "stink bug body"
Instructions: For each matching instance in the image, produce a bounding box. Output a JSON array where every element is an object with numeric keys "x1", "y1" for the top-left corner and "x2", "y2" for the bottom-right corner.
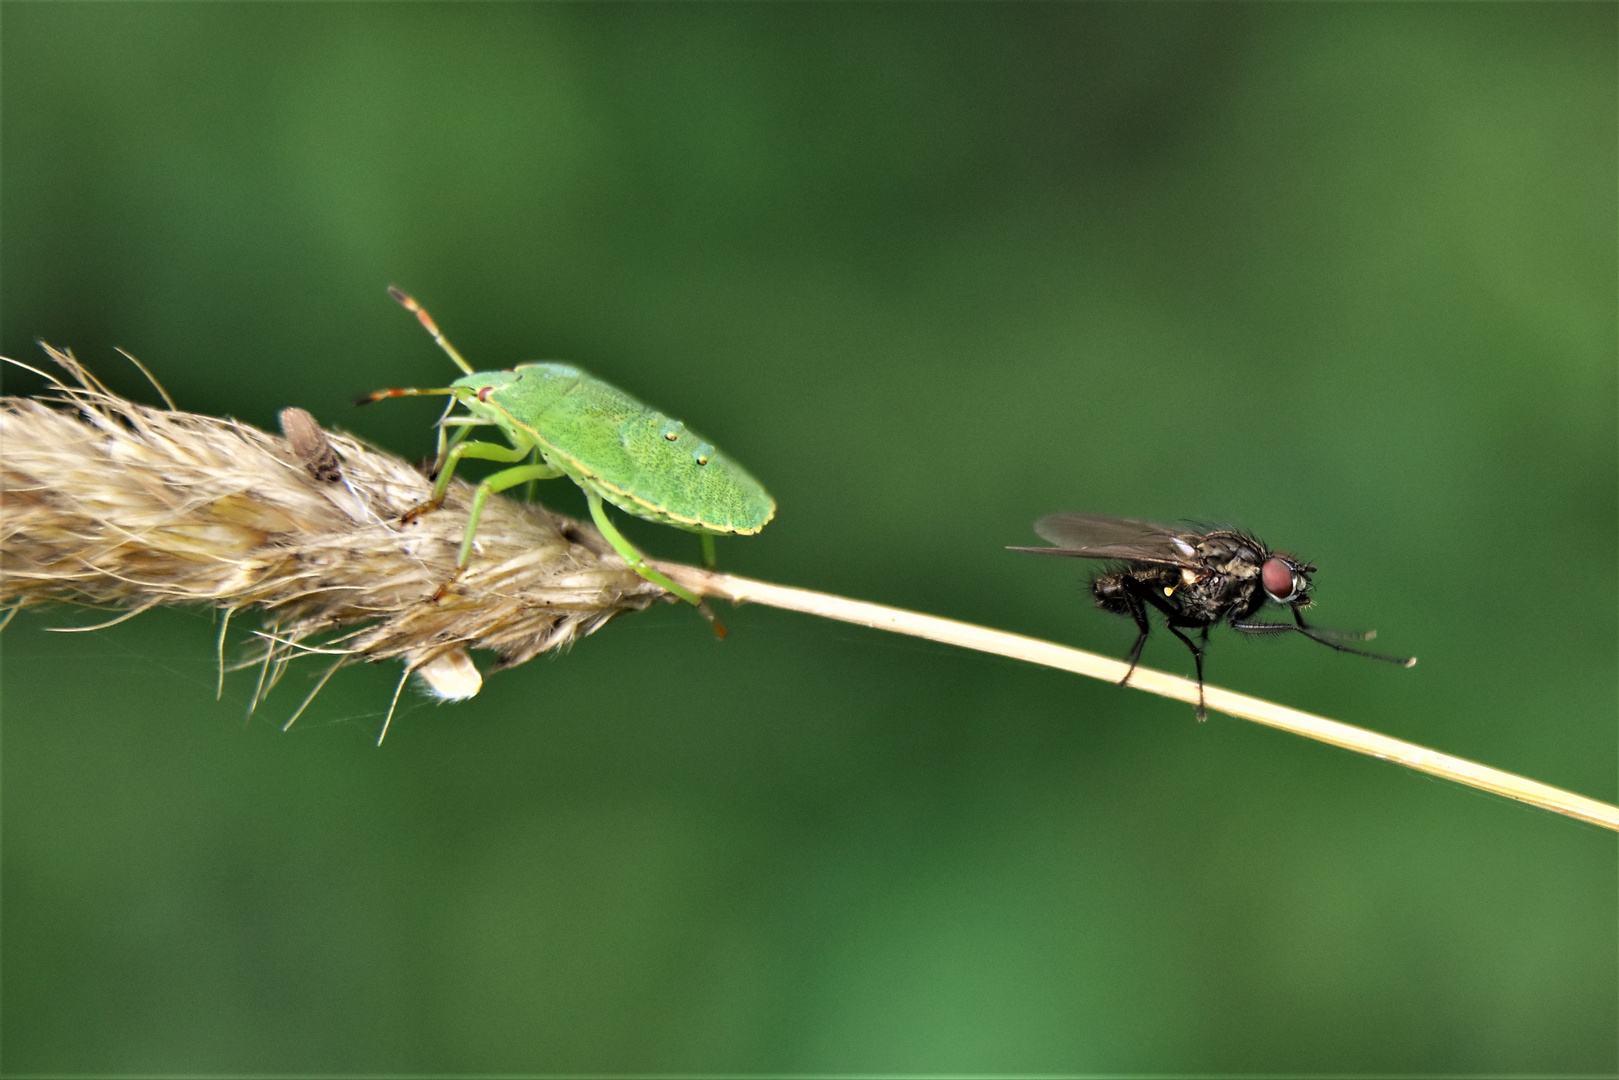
[{"x1": 362, "y1": 288, "x2": 775, "y2": 625}]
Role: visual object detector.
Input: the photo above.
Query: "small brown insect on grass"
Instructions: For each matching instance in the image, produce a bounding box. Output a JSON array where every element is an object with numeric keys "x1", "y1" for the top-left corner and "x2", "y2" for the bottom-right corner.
[{"x1": 278, "y1": 406, "x2": 344, "y2": 484}]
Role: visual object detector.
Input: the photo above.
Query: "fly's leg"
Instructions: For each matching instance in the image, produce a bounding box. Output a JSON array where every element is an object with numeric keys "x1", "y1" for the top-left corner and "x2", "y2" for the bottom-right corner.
[
  {"x1": 425, "y1": 461, "x2": 565, "y2": 602},
  {"x1": 586, "y1": 491, "x2": 726, "y2": 637},
  {"x1": 1117, "y1": 592, "x2": 1151, "y2": 687},
  {"x1": 700, "y1": 533, "x2": 717, "y2": 570},
  {"x1": 1127, "y1": 582, "x2": 1210, "y2": 719},
  {"x1": 585, "y1": 492, "x2": 699, "y2": 605},
  {"x1": 430, "y1": 395, "x2": 459, "y2": 464},
  {"x1": 1198, "y1": 626, "x2": 1211, "y2": 719},
  {"x1": 402, "y1": 440, "x2": 546, "y2": 524},
  {"x1": 1294, "y1": 609, "x2": 1414, "y2": 664},
  {"x1": 455, "y1": 464, "x2": 562, "y2": 569},
  {"x1": 1095, "y1": 573, "x2": 1150, "y2": 687},
  {"x1": 1230, "y1": 619, "x2": 1292, "y2": 636},
  {"x1": 1165, "y1": 624, "x2": 1209, "y2": 722},
  {"x1": 1230, "y1": 613, "x2": 1415, "y2": 666}
]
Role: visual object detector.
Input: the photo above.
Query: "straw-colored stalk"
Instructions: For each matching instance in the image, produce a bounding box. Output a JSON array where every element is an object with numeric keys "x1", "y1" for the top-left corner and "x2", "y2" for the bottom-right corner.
[{"x1": 3, "y1": 345, "x2": 1614, "y2": 829}]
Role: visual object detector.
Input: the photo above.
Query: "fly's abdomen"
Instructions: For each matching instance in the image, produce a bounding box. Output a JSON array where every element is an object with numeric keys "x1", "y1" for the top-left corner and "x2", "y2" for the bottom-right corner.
[{"x1": 1091, "y1": 571, "x2": 1135, "y2": 616}]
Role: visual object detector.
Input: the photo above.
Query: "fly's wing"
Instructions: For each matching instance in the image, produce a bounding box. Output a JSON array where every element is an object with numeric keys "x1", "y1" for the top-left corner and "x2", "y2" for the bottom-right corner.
[{"x1": 1009, "y1": 513, "x2": 1198, "y2": 567}]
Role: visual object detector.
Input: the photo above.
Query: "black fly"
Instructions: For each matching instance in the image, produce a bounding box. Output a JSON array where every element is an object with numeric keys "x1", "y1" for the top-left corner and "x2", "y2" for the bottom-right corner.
[{"x1": 1011, "y1": 514, "x2": 1415, "y2": 720}]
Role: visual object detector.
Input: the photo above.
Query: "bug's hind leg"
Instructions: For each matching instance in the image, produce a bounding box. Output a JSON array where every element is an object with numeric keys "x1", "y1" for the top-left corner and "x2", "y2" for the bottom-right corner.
[
  {"x1": 586, "y1": 492, "x2": 727, "y2": 638},
  {"x1": 1165, "y1": 624, "x2": 1209, "y2": 722}
]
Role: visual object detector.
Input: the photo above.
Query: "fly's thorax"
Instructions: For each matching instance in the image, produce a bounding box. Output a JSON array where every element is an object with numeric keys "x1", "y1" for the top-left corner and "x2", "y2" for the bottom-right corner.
[
  {"x1": 1216, "y1": 557, "x2": 1263, "y2": 586},
  {"x1": 1193, "y1": 531, "x2": 1264, "y2": 567},
  {"x1": 1222, "y1": 582, "x2": 1269, "y2": 622}
]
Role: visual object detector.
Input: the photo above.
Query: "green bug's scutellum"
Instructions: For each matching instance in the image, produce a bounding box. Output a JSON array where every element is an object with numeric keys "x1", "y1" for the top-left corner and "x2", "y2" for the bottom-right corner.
[{"x1": 363, "y1": 288, "x2": 776, "y2": 632}]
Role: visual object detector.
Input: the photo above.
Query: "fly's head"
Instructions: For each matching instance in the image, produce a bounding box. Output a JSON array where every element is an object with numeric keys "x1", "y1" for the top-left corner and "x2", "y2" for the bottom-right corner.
[{"x1": 1261, "y1": 552, "x2": 1316, "y2": 609}]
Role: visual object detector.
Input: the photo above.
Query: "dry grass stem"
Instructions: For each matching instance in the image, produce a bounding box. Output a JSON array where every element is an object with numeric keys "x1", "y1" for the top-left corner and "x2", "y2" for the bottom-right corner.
[
  {"x1": 654, "y1": 565, "x2": 1619, "y2": 833},
  {"x1": 4, "y1": 347, "x2": 1614, "y2": 831}
]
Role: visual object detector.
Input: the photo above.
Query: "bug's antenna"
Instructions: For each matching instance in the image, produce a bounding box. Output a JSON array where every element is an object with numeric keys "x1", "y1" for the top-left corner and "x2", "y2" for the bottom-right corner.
[
  {"x1": 355, "y1": 386, "x2": 459, "y2": 406},
  {"x1": 389, "y1": 286, "x2": 475, "y2": 376}
]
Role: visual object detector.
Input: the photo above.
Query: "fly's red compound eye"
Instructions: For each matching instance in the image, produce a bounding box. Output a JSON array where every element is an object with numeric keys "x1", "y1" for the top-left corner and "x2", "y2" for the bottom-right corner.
[{"x1": 1262, "y1": 557, "x2": 1296, "y2": 601}]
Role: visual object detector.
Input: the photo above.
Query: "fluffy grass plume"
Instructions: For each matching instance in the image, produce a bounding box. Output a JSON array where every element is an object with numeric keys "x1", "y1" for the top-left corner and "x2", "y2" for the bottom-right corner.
[{"x1": 0, "y1": 345, "x2": 664, "y2": 731}]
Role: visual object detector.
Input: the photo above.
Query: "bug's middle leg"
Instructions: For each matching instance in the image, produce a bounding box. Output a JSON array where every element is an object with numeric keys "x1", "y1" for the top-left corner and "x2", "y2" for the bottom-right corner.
[
  {"x1": 454, "y1": 463, "x2": 564, "y2": 570},
  {"x1": 422, "y1": 460, "x2": 567, "y2": 603},
  {"x1": 403, "y1": 440, "x2": 551, "y2": 524}
]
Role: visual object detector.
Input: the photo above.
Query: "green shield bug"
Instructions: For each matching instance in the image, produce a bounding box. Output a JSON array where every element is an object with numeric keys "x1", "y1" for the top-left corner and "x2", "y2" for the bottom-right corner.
[{"x1": 361, "y1": 288, "x2": 776, "y2": 632}]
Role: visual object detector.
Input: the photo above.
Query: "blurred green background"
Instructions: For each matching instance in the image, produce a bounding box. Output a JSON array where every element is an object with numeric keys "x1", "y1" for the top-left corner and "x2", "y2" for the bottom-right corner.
[{"x1": 2, "y1": 3, "x2": 1614, "y2": 1073}]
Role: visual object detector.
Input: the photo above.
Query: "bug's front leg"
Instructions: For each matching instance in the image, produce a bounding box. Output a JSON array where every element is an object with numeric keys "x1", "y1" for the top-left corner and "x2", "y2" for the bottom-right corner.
[
  {"x1": 402, "y1": 440, "x2": 551, "y2": 524},
  {"x1": 430, "y1": 415, "x2": 482, "y2": 478}
]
